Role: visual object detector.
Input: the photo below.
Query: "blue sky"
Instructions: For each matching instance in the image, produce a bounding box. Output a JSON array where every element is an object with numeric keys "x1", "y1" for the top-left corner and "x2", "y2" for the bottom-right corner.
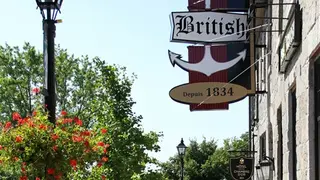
[{"x1": 0, "y1": 0, "x2": 248, "y2": 162}]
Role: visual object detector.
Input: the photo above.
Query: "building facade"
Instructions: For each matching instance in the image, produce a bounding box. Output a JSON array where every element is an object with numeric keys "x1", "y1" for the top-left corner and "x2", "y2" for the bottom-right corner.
[{"x1": 249, "y1": 0, "x2": 320, "y2": 179}]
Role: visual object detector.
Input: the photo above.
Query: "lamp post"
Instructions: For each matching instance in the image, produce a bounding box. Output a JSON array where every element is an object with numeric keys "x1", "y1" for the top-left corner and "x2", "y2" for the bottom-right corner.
[
  {"x1": 35, "y1": 0, "x2": 63, "y2": 124},
  {"x1": 177, "y1": 138, "x2": 187, "y2": 180}
]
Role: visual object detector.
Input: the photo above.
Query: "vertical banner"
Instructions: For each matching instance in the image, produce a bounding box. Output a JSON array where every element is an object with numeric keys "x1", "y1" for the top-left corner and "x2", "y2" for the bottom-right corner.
[
  {"x1": 188, "y1": 0, "x2": 249, "y2": 11},
  {"x1": 188, "y1": 46, "x2": 229, "y2": 111}
]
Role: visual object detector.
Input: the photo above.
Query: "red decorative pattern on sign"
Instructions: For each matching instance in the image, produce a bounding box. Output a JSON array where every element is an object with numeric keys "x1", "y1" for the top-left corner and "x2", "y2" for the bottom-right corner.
[
  {"x1": 188, "y1": 46, "x2": 229, "y2": 111},
  {"x1": 211, "y1": 0, "x2": 227, "y2": 9}
]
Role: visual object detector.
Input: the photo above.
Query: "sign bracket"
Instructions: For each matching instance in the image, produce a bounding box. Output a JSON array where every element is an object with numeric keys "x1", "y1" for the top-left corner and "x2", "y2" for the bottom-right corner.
[{"x1": 255, "y1": 44, "x2": 266, "y2": 48}]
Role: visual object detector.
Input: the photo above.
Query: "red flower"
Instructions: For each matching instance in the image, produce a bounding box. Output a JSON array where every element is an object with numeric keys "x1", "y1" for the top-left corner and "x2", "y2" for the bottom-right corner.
[
  {"x1": 4, "y1": 122, "x2": 11, "y2": 129},
  {"x1": 101, "y1": 128, "x2": 107, "y2": 134},
  {"x1": 102, "y1": 175, "x2": 106, "y2": 180},
  {"x1": 84, "y1": 149, "x2": 90, "y2": 153},
  {"x1": 84, "y1": 140, "x2": 90, "y2": 147},
  {"x1": 0, "y1": 145, "x2": 3, "y2": 150},
  {"x1": 47, "y1": 168, "x2": 55, "y2": 175},
  {"x1": 12, "y1": 112, "x2": 21, "y2": 121},
  {"x1": 102, "y1": 156, "x2": 108, "y2": 162},
  {"x1": 19, "y1": 176, "x2": 27, "y2": 180},
  {"x1": 15, "y1": 136, "x2": 23, "y2": 143},
  {"x1": 32, "y1": 111, "x2": 37, "y2": 116},
  {"x1": 61, "y1": 110, "x2": 67, "y2": 116},
  {"x1": 72, "y1": 135, "x2": 83, "y2": 142},
  {"x1": 74, "y1": 117, "x2": 82, "y2": 126},
  {"x1": 51, "y1": 134, "x2": 59, "y2": 141},
  {"x1": 27, "y1": 121, "x2": 34, "y2": 127},
  {"x1": 52, "y1": 145, "x2": 58, "y2": 152},
  {"x1": 36, "y1": 177, "x2": 40, "y2": 180},
  {"x1": 39, "y1": 124, "x2": 47, "y2": 130},
  {"x1": 97, "y1": 162, "x2": 103, "y2": 167},
  {"x1": 62, "y1": 118, "x2": 72, "y2": 124},
  {"x1": 81, "y1": 131, "x2": 91, "y2": 136},
  {"x1": 32, "y1": 87, "x2": 40, "y2": 94},
  {"x1": 21, "y1": 167, "x2": 26, "y2": 172},
  {"x1": 104, "y1": 148, "x2": 108, "y2": 154},
  {"x1": 18, "y1": 117, "x2": 29, "y2": 126},
  {"x1": 69, "y1": 159, "x2": 77, "y2": 167},
  {"x1": 54, "y1": 174, "x2": 62, "y2": 180},
  {"x1": 97, "y1": 141, "x2": 104, "y2": 147}
]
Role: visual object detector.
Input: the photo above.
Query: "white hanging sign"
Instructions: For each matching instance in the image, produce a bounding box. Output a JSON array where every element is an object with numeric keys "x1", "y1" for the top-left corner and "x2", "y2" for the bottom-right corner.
[{"x1": 170, "y1": 11, "x2": 248, "y2": 43}]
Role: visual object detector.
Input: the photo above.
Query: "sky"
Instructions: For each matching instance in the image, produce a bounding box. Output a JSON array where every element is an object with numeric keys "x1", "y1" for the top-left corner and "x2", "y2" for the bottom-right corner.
[{"x1": 0, "y1": 0, "x2": 249, "y2": 163}]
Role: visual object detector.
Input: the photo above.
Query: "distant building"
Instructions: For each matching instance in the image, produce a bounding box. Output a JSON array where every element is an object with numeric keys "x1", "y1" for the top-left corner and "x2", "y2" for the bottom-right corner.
[{"x1": 249, "y1": 0, "x2": 320, "y2": 179}]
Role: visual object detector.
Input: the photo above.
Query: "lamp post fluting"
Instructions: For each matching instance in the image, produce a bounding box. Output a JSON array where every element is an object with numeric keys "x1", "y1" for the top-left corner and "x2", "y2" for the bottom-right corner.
[
  {"x1": 35, "y1": 0, "x2": 63, "y2": 124},
  {"x1": 177, "y1": 138, "x2": 187, "y2": 180}
]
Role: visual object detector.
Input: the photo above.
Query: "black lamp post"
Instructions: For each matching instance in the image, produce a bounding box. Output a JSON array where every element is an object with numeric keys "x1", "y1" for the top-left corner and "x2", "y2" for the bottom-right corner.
[
  {"x1": 35, "y1": 0, "x2": 63, "y2": 124},
  {"x1": 177, "y1": 138, "x2": 187, "y2": 180}
]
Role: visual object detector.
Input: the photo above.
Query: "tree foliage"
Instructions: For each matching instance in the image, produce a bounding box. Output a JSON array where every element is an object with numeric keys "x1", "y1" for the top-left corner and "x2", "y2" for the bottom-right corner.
[
  {"x1": 161, "y1": 132, "x2": 249, "y2": 180},
  {"x1": 0, "y1": 43, "x2": 162, "y2": 179}
]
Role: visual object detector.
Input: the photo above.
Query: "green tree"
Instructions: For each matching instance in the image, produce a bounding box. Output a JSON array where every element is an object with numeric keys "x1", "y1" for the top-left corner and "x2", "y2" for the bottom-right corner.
[
  {"x1": 0, "y1": 43, "x2": 162, "y2": 179},
  {"x1": 161, "y1": 138, "x2": 218, "y2": 180},
  {"x1": 162, "y1": 132, "x2": 249, "y2": 180}
]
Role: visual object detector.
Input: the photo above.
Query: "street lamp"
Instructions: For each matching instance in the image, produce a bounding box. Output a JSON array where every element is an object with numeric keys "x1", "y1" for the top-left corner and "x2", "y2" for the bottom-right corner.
[
  {"x1": 257, "y1": 156, "x2": 274, "y2": 180},
  {"x1": 35, "y1": 0, "x2": 63, "y2": 124},
  {"x1": 177, "y1": 138, "x2": 187, "y2": 180}
]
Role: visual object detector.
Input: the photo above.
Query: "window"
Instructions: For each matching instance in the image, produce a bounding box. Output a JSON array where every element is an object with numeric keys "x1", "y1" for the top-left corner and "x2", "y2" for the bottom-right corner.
[
  {"x1": 289, "y1": 87, "x2": 297, "y2": 180},
  {"x1": 278, "y1": 0, "x2": 283, "y2": 36},
  {"x1": 260, "y1": 132, "x2": 267, "y2": 160},
  {"x1": 277, "y1": 106, "x2": 283, "y2": 180},
  {"x1": 314, "y1": 58, "x2": 320, "y2": 179}
]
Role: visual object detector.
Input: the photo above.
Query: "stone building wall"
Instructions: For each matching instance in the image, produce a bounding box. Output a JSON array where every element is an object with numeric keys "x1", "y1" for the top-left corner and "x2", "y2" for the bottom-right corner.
[{"x1": 252, "y1": 0, "x2": 320, "y2": 179}]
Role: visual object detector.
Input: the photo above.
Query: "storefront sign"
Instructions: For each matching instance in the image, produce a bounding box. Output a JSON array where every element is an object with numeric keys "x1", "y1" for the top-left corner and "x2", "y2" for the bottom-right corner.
[
  {"x1": 229, "y1": 157, "x2": 254, "y2": 180},
  {"x1": 170, "y1": 11, "x2": 247, "y2": 43}
]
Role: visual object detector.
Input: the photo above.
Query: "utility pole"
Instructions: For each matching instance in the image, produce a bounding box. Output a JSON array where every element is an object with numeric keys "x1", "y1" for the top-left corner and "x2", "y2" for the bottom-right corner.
[{"x1": 36, "y1": 0, "x2": 63, "y2": 124}]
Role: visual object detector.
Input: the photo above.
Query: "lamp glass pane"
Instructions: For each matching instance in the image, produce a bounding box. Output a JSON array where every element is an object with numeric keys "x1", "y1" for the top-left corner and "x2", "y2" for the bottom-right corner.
[
  {"x1": 256, "y1": 169, "x2": 262, "y2": 180},
  {"x1": 178, "y1": 147, "x2": 185, "y2": 155},
  {"x1": 261, "y1": 165, "x2": 270, "y2": 179}
]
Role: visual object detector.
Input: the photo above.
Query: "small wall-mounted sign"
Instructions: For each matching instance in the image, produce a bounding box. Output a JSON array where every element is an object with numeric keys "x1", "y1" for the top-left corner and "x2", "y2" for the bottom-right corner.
[
  {"x1": 229, "y1": 157, "x2": 254, "y2": 180},
  {"x1": 278, "y1": 4, "x2": 302, "y2": 73},
  {"x1": 170, "y1": 11, "x2": 248, "y2": 44}
]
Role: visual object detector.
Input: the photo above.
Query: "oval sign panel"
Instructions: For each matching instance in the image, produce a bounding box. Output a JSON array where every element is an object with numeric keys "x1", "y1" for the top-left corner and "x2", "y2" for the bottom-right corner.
[{"x1": 169, "y1": 82, "x2": 248, "y2": 104}]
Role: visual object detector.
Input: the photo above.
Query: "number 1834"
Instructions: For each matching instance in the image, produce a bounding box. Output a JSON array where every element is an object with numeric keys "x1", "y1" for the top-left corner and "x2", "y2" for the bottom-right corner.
[{"x1": 206, "y1": 87, "x2": 234, "y2": 96}]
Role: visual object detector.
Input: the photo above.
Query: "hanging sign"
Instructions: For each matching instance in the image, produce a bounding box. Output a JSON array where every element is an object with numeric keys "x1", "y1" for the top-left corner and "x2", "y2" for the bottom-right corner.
[
  {"x1": 169, "y1": 82, "x2": 248, "y2": 104},
  {"x1": 168, "y1": 43, "x2": 255, "y2": 106},
  {"x1": 170, "y1": 11, "x2": 248, "y2": 43},
  {"x1": 229, "y1": 157, "x2": 254, "y2": 180}
]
